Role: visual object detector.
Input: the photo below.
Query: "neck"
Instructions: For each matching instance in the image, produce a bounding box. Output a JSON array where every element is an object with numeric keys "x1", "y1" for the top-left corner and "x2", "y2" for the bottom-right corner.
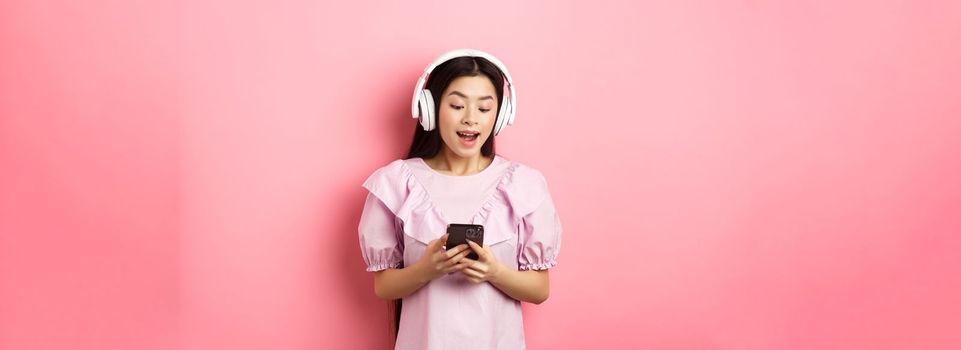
[{"x1": 427, "y1": 148, "x2": 493, "y2": 176}]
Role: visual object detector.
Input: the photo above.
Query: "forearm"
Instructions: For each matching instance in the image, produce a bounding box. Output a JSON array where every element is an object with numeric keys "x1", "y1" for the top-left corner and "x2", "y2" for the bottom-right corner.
[
  {"x1": 372, "y1": 264, "x2": 431, "y2": 300},
  {"x1": 489, "y1": 268, "x2": 550, "y2": 304}
]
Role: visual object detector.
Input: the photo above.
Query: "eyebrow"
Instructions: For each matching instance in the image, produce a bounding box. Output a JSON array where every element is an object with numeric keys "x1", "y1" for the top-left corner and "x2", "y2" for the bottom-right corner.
[{"x1": 448, "y1": 91, "x2": 494, "y2": 101}]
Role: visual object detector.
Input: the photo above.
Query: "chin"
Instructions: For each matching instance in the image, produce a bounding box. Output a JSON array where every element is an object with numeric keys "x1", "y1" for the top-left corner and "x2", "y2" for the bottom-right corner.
[
  {"x1": 451, "y1": 148, "x2": 480, "y2": 158},
  {"x1": 443, "y1": 135, "x2": 487, "y2": 158}
]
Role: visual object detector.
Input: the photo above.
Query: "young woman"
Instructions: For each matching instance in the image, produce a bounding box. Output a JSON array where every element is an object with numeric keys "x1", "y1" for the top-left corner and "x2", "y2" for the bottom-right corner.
[{"x1": 358, "y1": 49, "x2": 562, "y2": 349}]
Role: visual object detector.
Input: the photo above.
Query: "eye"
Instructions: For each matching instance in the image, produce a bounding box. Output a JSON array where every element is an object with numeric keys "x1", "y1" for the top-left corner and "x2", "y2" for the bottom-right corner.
[
  {"x1": 479, "y1": 108, "x2": 491, "y2": 113},
  {"x1": 450, "y1": 104, "x2": 464, "y2": 110}
]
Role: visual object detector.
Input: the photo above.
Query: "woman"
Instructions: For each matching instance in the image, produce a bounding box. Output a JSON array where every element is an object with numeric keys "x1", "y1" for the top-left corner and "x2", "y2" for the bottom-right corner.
[{"x1": 358, "y1": 49, "x2": 562, "y2": 349}]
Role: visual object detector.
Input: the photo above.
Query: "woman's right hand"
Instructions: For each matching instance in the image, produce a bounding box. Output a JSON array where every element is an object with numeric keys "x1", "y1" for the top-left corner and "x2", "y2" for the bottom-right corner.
[{"x1": 414, "y1": 233, "x2": 473, "y2": 281}]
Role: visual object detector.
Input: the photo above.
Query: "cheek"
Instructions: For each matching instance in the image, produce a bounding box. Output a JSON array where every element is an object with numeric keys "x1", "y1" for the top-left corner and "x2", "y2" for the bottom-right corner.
[
  {"x1": 437, "y1": 108, "x2": 458, "y2": 128},
  {"x1": 482, "y1": 113, "x2": 496, "y2": 130}
]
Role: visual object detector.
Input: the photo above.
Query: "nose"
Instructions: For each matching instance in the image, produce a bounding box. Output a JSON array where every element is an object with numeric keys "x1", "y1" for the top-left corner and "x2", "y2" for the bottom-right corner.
[{"x1": 462, "y1": 109, "x2": 478, "y2": 126}]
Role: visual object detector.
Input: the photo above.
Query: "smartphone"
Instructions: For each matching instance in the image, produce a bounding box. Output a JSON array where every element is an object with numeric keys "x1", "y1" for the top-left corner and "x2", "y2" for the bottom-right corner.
[{"x1": 446, "y1": 224, "x2": 484, "y2": 260}]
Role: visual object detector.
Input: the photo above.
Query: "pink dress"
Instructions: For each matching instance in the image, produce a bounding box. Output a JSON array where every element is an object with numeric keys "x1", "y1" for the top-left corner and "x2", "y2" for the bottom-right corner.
[{"x1": 358, "y1": 155, "x2": 562, "y2": 350}]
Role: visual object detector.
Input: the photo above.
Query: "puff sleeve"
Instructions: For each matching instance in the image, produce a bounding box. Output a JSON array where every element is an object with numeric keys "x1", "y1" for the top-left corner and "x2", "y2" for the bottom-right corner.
[
  {"x1": 517, "y1": 191, "x2": 562, "y2": 271},
  {"x1": 358, "y1": 192, "x2": 404, "y2": 272}
]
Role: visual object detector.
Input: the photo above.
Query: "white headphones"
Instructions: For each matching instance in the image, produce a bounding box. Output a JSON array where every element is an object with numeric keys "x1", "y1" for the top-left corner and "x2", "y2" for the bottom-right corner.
[{"x1": 410, "y1": 49, "x2": 517, "y2": 136}]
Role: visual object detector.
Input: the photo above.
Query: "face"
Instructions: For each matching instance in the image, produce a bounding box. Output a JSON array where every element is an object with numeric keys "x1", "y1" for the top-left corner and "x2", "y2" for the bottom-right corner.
[{"x1": 436, "y1": 75, "x2": 498, "y2": 159}]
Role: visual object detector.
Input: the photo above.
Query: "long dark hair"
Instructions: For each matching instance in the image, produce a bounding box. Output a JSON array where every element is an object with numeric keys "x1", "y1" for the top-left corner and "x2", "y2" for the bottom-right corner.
[
  {"x1": 405, "y1": 56, "x2": 505, "y2": 159},
  {"x1": 389, "y1": 56, "x2": 507, "y2": 342}
]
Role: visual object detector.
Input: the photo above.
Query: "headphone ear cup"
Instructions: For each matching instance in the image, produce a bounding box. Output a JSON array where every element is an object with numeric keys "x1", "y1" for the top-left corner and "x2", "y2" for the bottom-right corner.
[
  {"x1": 494, "y1": 95, "x2": 511, "y2": 135},
  {"x1": 417, "y1": 89, "x2": 433, "y2": 131},
  {"x1": 506, "y1": 96, "x2": 515, "y2": 127},
  {"x1": 421, "y1": 89, "x2": 436, "y2": 131}
]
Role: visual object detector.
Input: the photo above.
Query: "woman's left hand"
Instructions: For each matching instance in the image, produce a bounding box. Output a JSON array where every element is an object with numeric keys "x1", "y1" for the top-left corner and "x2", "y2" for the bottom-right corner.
[{"x1": 461, "y1": 240, "x2": 504, "y2": 284}]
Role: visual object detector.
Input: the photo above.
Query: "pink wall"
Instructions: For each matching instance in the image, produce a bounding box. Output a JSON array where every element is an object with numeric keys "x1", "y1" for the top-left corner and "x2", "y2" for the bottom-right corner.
[{"x1": 2, "y1": 1, "x2": 960, "y2": 349}]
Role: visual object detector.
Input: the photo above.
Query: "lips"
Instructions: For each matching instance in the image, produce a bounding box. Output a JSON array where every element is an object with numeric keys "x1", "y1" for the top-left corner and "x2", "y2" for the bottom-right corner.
[{"x1": 456, "y1": 130, "x2": 480, "y2": 141}]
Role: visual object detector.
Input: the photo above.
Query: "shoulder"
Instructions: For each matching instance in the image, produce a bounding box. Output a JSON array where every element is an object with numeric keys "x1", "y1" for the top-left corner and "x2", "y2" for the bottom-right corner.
[
  {"x1": 512, "y1": 161, "x2": 548, "y2": 183},
  {"x1": 499, "y1": 157, "x2": 553, "y2": 216},
  {"x1": 361, "y1": 159, "x2": 420, "y2": 199},
  {"x1": 361, "y1": 158, "x2": 423, "y2": 216},
  {"x1": 363, "y1": 159, "x2": 413, "y2": 185},
  {"x1": 502, "y1": 157, "x2": 549, "y2": 189}
]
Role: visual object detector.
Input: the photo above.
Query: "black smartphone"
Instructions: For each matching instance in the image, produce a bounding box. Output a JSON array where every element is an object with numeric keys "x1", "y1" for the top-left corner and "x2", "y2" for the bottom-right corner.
[{"x1": 446, "y1": 224, "x2": 484, "y2": 260}]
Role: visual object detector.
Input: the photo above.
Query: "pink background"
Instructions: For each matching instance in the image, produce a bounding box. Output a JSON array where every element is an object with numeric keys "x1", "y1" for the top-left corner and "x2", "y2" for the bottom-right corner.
[{"x1": 2, "y1": 1, "x2": 960, "y2": 349}]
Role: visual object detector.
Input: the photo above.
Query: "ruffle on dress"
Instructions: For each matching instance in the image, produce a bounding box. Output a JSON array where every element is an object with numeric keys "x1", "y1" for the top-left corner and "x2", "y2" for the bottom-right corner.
[{"x1": 361, "y1": 158, "x2": 551, "y2": 248}]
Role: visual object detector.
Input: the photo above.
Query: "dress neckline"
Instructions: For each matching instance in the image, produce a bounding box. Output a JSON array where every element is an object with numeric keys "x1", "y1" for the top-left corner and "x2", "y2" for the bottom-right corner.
[
  {"x1": 412, "y1": 155, "x2": 502, "y2": 179},
  {"x1": 400, "y1": 155, "x2": 517, "y2": 230}
]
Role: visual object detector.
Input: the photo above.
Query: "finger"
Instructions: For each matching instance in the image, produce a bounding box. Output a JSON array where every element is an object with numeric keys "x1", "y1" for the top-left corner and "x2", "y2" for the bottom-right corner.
[
  {"x1": 465, "y1": 261, "x2": 488, "y2": 273},
  {"x1": 443, "y1": 250, "x2": 469, "y2": 266},
  {"x1": 429, "y1": 236, "x2": 445, "y2": 252},
  {"x1": 448, "y1": 247, "x2": 473, "y2": 263},
  {"x1": 467, "y1": 240, "x2": 489, "y2": 260},
  {"x1": 444, "y1": 244, "x2": 469, "y2": 259},
  {"x1": 457, "y1": 260, "x2": 474, "y2": 270},
  {"x1": 432, "y1": 234, "x2": 452, "y2": 253},
  {"x1": 443, "y1": 248, "x2": 465, "y2": 264},
  {"x1": 445, "y1": 257, "x2": 475, "y2": 272},
  {"x1": 432, "y1": 249, "x2": 451, "y2": 264},
  {"x1": 443, "y1": 262, "x2": 467, "y2": 273},
  {"x1": 462, "y1": 268, "x2": 484, "y2": 279}
]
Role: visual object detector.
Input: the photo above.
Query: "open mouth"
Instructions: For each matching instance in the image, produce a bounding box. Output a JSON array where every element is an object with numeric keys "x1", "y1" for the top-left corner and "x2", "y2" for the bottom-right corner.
[{"x1": 456, "y1": 131, "x2": 480, "y2": 142}]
